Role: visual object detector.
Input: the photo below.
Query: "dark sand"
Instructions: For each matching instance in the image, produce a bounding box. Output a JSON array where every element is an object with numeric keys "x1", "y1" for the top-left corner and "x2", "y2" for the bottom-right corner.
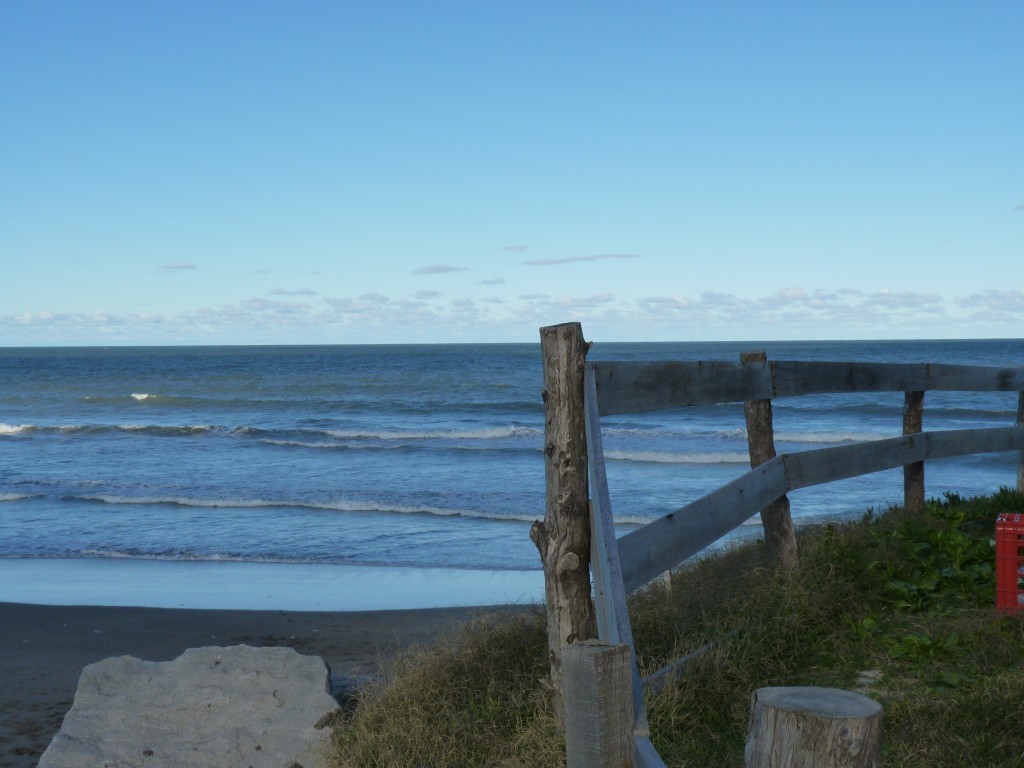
[{"x1": 0, "y1": 601, "x2": 521, "y2": 767}]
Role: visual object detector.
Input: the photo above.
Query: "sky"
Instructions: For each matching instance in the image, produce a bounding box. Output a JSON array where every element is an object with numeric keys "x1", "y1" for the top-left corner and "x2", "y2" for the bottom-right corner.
[{"x1": 1, "y1": 1, "x2": 1021, "y2": 346}]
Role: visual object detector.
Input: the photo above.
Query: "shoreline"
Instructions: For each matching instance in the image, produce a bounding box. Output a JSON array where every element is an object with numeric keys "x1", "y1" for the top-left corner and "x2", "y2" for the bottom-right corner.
[
  {"x1": 0, "y1": 600, "x2": 533, "y2": 767},
  {"x1": 0, "y1": 557, "x2": 544, "y2": 611}
]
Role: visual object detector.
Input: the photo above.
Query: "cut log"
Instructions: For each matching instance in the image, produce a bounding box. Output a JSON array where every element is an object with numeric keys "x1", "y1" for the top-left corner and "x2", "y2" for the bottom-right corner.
[{"x1": 744, "y1": 686, "x2": 883, "y2": 768}]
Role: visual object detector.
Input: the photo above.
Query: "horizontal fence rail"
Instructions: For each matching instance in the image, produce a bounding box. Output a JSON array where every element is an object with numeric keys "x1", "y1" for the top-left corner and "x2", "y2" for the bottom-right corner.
[
  {"x1": 617, "y1": 425, "x2": 1024, "y2": 592},
  {"x1": 592, "y1": 360, "x2": 1024, "y2": 415}
]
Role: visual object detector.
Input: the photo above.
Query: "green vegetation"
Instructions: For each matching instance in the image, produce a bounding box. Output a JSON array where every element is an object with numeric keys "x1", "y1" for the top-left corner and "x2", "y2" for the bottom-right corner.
[{"x1": 331, "y1": 489, "x2": 1024, "y2": 767}]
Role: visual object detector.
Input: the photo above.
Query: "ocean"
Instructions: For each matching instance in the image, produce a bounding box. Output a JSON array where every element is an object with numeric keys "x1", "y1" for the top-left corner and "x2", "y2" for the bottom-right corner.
[{"x1": 1, "y1": 339, "x2": 1022, "y2": 609}]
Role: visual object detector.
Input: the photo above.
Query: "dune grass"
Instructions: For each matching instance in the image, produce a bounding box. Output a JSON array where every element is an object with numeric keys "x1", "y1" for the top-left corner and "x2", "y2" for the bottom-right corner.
[{"x1": 331, "y1": 488, "x2": 1024, "y2": 767}]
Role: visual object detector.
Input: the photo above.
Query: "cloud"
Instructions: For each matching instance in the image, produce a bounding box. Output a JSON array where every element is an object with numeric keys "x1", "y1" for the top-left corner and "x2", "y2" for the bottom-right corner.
[
  {"x1": 160, "y1": 262, "x2": 197, "y2": 271},
  {"x1": 6, "y1": 285, "x2": 1021, "y2": 346},
  {"x1": 523, "y1": 254, "x2": 642, "y2": 266},
  {"x1": 479, "y1": 277, "x2": 505, "y2": 285},
  {"x1": 1014, "y1": 204, "x2": 1024, "y2": 211},
  {"x1": 776, "y1": 286, "x2": 808, "y2": 300},
  {"x1": 414, "y1": 264, "x2": 469, "y2": 274},
  {"x1": 860, "y1": 289, "x2": 942, "y2": 309},
  {"x1": 241, "y1": 297, "x2": 311, "y2": 314},
  {"x1": 638, "y1": 296, "x2": 694, "y2": 310},
  {"x1": 555, "y1": 293, "x2": 615, "y2": 308},
  {"x1": 954, "y1": 289, "x2": 1024, "y2": 324},
  {"x1": 501, "y1": 245, "x2": 529, "y2": 253},
  {"x1": 268, "y1": 288, "x2": 317, "y2": 296},
  {"x1": 700, "y1": 291, "x2": 740, "y2": 306}
]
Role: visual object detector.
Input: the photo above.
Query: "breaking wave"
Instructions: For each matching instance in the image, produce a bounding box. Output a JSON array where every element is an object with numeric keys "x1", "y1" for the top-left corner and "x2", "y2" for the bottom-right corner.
[
  {"x1": 0, "y1": 422, "x2": 33, "y2": 435},
  {"x1": 323, "y1": 426, "x2": 540, "y2": 440},
  {"x1": 62, "y1": 493, "x2": 541, "y2": 523},
  {"x1": 605, "y1": 450, "x2": 750, "y2": 465}
]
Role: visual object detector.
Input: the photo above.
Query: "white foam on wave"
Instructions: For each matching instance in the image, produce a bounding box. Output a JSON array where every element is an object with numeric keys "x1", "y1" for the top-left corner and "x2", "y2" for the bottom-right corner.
[
  {"x1": 604, "y1": 427, "x2": 890, "y2": 444},
  {"x1": 120, "y1": 424, "x2": 215, "y2": 434},
  {"x1": 0, "y1": 493, "x2": 35, "y2": 502},
  {"x1": 67, "y1": 494, "x2": 540, "y2": 523},
  {"x1": 324, "y1": 425, "x2": 539, "y2": 441},
  {"x1": 74, "y1": 549, "x2": 307, "y2": 565},
  {"x1": 51, "y1": 423, "x2": 248, "y2": 437},
  {"x1": 775, "y1": 431, "x2": 891, "y2": 444},
  {"x1": 0, "y1": 422, "x2": 32, "y2": 435},
  {"x1": 261, "y1": 439, "x2": 352, "y2": 449},
  {"x1": 605, "y1": 450, "x2": 749, "y2": 465},
  {"x1": 603, "y1": 427, "x2": 748, "y2": 439},
  {"x1": 130, "y1": 393, "x2": 153, "y2": 401}
]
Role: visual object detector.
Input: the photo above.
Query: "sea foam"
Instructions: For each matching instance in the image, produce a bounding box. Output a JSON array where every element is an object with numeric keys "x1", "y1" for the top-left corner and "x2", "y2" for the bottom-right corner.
[
  {"x1": 65, "y1": 493, "x2": 540, "y2": 523},
  {"x1": 605, "y1": 450, "x2": 749, "y2": 465},
  {"x1": 0, "y1": 422, "x2": 32, "y2": 435},
  {"x1": 324, "y1": 425, "x2": 539, "y2": 440}
]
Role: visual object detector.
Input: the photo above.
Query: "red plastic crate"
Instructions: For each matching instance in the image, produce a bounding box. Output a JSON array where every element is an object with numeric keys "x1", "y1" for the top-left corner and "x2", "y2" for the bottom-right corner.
[{"x1": 996, "y1": 513, "x2": 1024, "y2": 614}]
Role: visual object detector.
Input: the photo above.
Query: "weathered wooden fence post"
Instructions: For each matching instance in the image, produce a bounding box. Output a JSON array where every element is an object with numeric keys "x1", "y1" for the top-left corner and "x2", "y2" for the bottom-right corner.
[
  {"x1": 903, "y1": 391, "x2": 925, "y2": 511},
  {"x1": 741, "y1": 351, "x2": 799, "y2": 571},
  {"x1": 533, "y1": 322, "x2": 598, "y2": 724},
  {"x1": 563, "y1": 641, "x2": 633, "y2": 768},
  {"x1": 1017, "y1": 391, "x2": 1024, "y2": 493},
  {"x1": 745, "y1": 686, "x2": 883, "y2": 768}
]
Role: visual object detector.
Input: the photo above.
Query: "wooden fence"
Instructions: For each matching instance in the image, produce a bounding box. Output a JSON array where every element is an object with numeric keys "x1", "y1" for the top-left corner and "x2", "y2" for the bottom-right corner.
[{"x1": 539, "y1": 323, "x2": 1024, "y2": 767}]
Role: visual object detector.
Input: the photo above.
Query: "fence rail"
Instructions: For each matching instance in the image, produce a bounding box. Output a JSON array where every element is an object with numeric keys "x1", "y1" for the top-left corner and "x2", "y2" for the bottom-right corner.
[
  {"x1": 539, "y1": 324, "x2": 1024, "y2": 767},
  {"x1": 617, "y1": 425, "x2": 1024, "y2": 593},
  {"x1": 591, "y1": 359, "x2": 1024, "y2": 415}
]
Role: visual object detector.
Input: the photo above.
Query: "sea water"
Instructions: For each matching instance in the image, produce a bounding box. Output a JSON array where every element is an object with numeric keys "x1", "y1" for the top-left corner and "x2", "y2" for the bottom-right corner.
[{"x1": 0, "y1": 340, "x2": 1021, "y2": 609}]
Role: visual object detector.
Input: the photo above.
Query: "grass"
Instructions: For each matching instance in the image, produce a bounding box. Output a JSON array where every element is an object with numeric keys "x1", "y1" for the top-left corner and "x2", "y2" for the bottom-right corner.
[{"x1": 330, "y1": 488, "x2": 1024, "y2": 767}]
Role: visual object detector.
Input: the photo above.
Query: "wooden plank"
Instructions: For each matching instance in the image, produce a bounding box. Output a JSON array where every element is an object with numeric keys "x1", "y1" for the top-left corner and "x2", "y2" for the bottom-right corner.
[
  {"x1": 585, "y1": 370, "x2": 629, "y2": 646},
  {"x1": 783, "y1": 427, "x2": 1024, "y2": 492},
  {"x1": 617, "y1": 427, "x2": 1024, "y2": 592},
  {"x1": 903, "y1": 391, "x2": 925, "y2": 511},
  {"x1": 617, "y1": 458, "x2": 789, "y2": 593},
  {"x1": 589, "y1": 360, "x2": 772, "y2": 415},
  {"x1": 591, "y1": 360, "x2": 1024, "y2": 416},
  {"x1": 584, "y1": 366, "x2": 649, "y2": 735},
  {"x1": 563, "y1": 642, "x2": 633, "y2": 768},
  {"x1": 533, "y1": 323, "x2": 597, "y2": 724},
  {"x1": 771, "y1": 361, "x2": 1024, "y2": 397}
]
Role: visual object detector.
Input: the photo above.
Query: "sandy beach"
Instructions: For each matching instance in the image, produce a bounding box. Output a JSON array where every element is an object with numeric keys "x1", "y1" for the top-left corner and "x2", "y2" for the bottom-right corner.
[{"x1": 0, "y1": 600, "x2": 522, "y2": 767}]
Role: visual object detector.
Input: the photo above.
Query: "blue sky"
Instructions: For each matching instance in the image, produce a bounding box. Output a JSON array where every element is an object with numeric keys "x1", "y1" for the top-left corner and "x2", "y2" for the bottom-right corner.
[{"x1": 2, "y1": 2, "x2": 1021, "y2": 345}]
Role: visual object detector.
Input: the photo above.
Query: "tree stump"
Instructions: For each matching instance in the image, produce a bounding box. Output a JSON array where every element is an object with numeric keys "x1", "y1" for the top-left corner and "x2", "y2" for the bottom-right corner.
[{"x1": 745, "y1": 686, "x2": 883, "y2": 768}]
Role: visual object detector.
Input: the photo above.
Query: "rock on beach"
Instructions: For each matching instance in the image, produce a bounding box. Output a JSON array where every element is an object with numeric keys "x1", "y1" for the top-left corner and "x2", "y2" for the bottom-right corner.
[{"x1": 38, "y1": 644, "x2": 340, "y2": 768}]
